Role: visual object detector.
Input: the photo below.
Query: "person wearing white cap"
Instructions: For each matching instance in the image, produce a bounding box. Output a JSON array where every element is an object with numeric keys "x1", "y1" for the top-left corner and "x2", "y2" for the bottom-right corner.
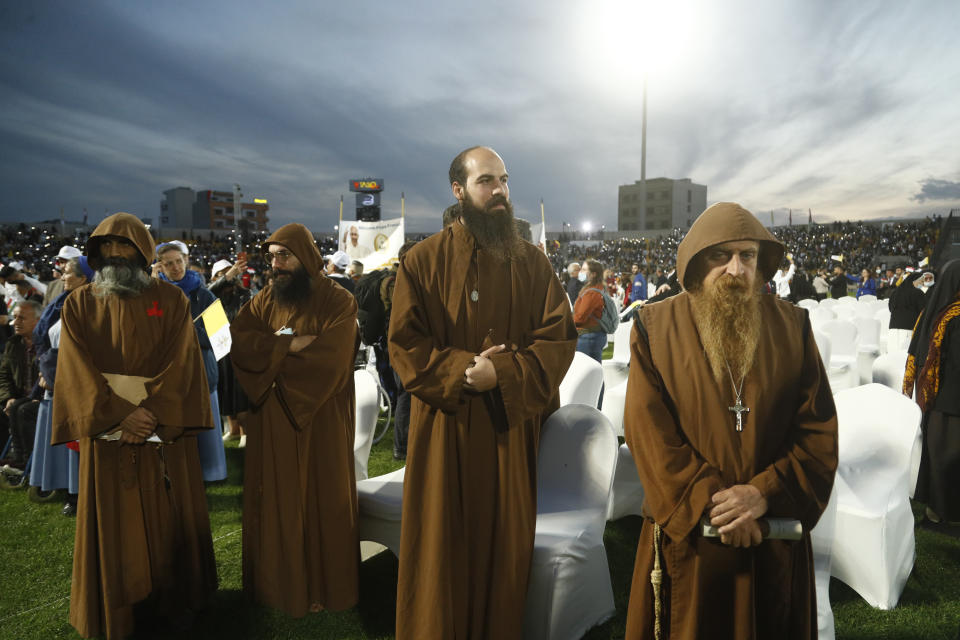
[
  {"x1": 43, "y1": 246, "x2": 84, "y2": 306},
  {"x1": 323, "y1": 250, "x2": 354, "y2": 293},
  {"x1": 208, "y1": 255, "x2": 251, "y2": 446}
]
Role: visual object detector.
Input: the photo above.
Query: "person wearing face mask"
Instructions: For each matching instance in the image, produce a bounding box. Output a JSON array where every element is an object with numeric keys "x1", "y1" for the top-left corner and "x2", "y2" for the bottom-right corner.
[
  {"x1": 156, "y1": 241, "x2": 227, "y2": 483},
  {"x1": 566, "y1": 261, "x2": 584, "y2": 303},
  {"x1": 920, "y1": 271, "x2": 936, "y2": 294}
]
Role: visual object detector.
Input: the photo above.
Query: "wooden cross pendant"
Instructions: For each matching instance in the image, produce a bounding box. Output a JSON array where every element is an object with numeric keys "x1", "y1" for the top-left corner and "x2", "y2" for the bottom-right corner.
[{"x1": 728, "y1": 400, "x2": 750, "y2": 432}]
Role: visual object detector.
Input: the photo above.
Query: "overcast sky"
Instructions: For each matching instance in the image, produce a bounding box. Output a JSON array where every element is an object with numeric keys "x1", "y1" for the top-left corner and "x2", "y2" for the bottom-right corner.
[{"x1": 2, "y1": 0, "x2": 959, "y2": 233}]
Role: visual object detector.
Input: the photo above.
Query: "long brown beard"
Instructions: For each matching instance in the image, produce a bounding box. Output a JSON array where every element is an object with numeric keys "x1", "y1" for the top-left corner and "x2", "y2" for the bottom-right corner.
[
  {"x1": 460, "y1": 193, "x2": 523, "y2": 261},
  {"x1": 690, "y1": 275, "x2": 761, "y2": 384}
]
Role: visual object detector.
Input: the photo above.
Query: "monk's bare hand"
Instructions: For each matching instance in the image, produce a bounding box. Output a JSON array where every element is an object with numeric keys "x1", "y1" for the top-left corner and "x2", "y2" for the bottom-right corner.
[
  {"x1": 119, "y1": 430, "x2": 147, "y2": 445},
  {"x1": 119, "y1": 407, "x2": 157, "y2": 440},
  {"x1": 289, "y1": 335, "x2": 317, "y2": 353},
  {"x1": 464, "y1": 344, "x2": 505, "y2": 392},
  {"x1": 719, "y1": 519, "x2": 763, "y2": 548},
  {"x1": 39, "y1": 374, "x2": 49, "y2": 390},
  {"x1": 709, "y1": 484, "x2": 768, "y2": 534}
]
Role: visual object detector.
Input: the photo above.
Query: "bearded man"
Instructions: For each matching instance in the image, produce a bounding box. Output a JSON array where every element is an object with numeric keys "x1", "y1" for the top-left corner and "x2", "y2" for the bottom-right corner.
[
  {"x1": 388, "y1": 146, "x2": 577, "y2": 639},
  {"x1": 230, "y1": 223, "x2": 360, "y2": 617},
  {"x1": 622, "y1": 202, "x2": 838, "y2": 640},
  {"x1": 52, "y1": 213, "x2": 216, "y2": 639}
]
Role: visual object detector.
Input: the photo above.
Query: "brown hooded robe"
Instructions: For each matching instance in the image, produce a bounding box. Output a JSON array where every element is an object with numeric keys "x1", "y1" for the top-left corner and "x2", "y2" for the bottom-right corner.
[
  {"x1": 623, "y1": 203, "x2": 838, "y2": 640},
  {"x1": 230, "y1": 223, "x2": 360, "y2": 616},
  {"x1": 52, "y1": 212, "x2": 216, "y2": 640},
  {"x1": 387, "y1": 222, "x2": 577, "y2": 639}
]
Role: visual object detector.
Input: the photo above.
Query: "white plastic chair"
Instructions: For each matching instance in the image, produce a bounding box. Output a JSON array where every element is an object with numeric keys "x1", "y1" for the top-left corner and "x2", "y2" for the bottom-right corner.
[
  {"x1": 355, "y1": 466, "x2": 405, "y2": 555},
  {"x1": 831, "y1": 384, "x2": 922, "y2": 609},
  {"x1": 523, "y1": 405, "x2": 619, "y2": 640},
  {"x1": 559, "y1": 352, "x2": 604, "y2": 408},
  {"x1": 353, "y1": 369, "x2": 380, "y2": 480},
  {"x1": 798, "y1": 299, "x2": 819, "y2": 311},
  {"x1": 606, "y1": 442, "x2": 645, "y2": 521},
  {"x1": 821, "y1": 320, "x2": 860, "y2": 390},
  {"x1": 852, "y1": 316, "x2": 882, "y2": 384},
  {"x1": 871, "y1": 350, "x2": 909, "y2": 392}
]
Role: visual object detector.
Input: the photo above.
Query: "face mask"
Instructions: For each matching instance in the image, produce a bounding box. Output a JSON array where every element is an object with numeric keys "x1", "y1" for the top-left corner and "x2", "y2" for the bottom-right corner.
[{"x1": 578, "y1": 270, "x2": 587, "y2": 282}]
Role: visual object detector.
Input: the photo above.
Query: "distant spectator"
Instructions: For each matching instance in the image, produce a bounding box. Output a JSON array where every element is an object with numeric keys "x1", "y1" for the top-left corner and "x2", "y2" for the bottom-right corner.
[
  {"x1": 209, "y1": 257, "x2": 252, "y2": 447},
  {"x1": 856, "y1": 268, "x2": 877, "y2": 298},
  {"x1": 0, "y1": 300, "x2": 42, "y2": 478},
  {"x1": 324, "y1": 250, "x2": 355, "y2": 293},
  {"x1": 565, "y1": 261, "x2": 583, "y2": 303}
]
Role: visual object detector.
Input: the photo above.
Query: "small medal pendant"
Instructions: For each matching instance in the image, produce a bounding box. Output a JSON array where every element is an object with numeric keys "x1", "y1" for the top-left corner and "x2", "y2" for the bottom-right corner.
[{"x1": 470, "y1": 290, "x2": 479, "y2": 302}]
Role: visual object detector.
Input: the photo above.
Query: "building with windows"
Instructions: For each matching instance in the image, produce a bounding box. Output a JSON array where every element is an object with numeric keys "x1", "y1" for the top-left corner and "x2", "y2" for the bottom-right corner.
[
  {"x1": 160, "y1": 187, "x2": 270, "y2": 232},
  {"x1": 618, "y1": 177, "x2": 707, "y2": 232}
]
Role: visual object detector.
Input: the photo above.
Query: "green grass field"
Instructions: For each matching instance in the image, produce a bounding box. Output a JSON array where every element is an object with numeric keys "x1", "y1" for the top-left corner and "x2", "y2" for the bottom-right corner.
[{"x1": 2, "y1": 376, "x2": 959, "y2": 638}]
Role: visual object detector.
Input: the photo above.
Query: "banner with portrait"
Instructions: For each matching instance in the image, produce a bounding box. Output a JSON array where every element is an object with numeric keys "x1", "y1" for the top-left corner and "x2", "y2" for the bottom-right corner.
[{"x1": 339, "y1": 217, "x2": 406, "y2": 271}]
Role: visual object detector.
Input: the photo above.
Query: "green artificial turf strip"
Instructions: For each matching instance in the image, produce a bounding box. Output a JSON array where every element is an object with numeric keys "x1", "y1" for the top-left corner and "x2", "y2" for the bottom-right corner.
[{"x1": 2, "y1": 397, "x2": 959, "y2": 638}]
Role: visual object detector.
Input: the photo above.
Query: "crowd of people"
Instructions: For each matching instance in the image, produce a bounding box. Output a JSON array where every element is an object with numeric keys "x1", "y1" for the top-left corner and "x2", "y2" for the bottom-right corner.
[{"x1": 0, "y1": 169, "x2": 953, "y2": 639}]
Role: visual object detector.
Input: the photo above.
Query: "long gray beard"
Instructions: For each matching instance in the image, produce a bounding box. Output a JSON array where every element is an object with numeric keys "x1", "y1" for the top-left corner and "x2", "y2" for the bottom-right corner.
[{"x1": 94, "y1": 264, "x2": 153, "y2": 298}]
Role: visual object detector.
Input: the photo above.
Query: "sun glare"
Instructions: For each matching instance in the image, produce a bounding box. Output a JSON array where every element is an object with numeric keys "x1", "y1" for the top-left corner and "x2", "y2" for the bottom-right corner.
[{"x1": 578, "y1": 0, "x2": 699, "y2": 93}]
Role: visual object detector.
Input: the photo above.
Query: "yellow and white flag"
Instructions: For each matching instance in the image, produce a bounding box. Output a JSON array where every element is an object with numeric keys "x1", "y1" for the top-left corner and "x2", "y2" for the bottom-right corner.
[
  {"x1": 830, "y1": 254, "x2": 844, "y2": 263},
  {"x1": 918, "y1": 256, "x2": 929, "y2": 268},
  {"x1": 200, "y1": 299, "x2": 232, "y2": 361}
]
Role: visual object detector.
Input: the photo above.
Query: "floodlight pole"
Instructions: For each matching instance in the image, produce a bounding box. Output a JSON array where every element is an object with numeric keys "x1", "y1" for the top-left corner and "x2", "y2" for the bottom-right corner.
[
  {"x1": 639, "y1": 74, "x2": 647, "y2": 228},
  {"x1": 233, "y1": 183, "x2": 242, "y2": 254}
]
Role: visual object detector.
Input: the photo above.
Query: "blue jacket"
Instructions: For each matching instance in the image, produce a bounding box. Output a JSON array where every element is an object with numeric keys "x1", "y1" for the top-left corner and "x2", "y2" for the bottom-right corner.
[{"x1": 630, "y1": 273, "x2": 648, "y2": 302}]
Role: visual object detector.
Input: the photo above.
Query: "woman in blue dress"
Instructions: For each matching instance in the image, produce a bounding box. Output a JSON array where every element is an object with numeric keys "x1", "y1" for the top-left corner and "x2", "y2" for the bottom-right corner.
[{"x1": 29, "y1": 256, "x2": 92, "y2": 515}]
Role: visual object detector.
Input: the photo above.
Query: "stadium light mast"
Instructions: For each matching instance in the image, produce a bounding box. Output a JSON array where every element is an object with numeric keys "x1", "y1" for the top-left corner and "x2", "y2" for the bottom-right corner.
[{"x1": 233, "y1": 183, "x2": 242, "y2": 254}]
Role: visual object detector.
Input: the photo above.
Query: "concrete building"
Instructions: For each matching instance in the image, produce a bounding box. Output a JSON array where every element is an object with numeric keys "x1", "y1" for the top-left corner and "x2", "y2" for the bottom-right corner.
[
  {"x1": 160, "y1": 187, "x2": 270, "y2": 232},
  {"x1": 618, "y1": 177, "x2": 707, "y2": 232}
]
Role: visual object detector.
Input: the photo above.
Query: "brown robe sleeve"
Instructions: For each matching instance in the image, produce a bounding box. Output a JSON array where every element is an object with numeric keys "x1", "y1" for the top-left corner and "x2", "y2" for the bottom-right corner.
[
  {"x1": 231, "y1": 284, "x2": 358, "y2": 429},
  {"x1": 624, "y1": 317, "x2": 726, "y2": 541},
  {"x1": 388, "y1": 256, "x2": 477, "y2": 413},
  {"x1": 748, "y1": 317, "x2": 837, "y2": 530},
  {"x1": 488, "y1": 261, "x2": 576, "y2": 429}
]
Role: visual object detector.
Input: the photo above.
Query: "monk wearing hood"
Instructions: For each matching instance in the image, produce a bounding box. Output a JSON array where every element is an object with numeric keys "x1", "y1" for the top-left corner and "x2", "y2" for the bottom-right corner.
[
  {"x1": 230, "y1": 223, "x2": 360, "y2": 617},
  {"x1": 52, "y1": 212, "x2": 217, "y2": 639},
  {"x1": 623, "y1": 202, "x2": 838, "y2": 639},
  {"x1": 388, "y1": 146, "x2": 577, "y2": 638}
]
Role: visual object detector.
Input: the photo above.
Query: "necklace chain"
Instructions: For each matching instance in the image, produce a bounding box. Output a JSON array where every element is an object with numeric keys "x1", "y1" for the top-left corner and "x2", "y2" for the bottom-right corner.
[{"x1": 724, "y1": 360, "x2": 745, "y2": 401}]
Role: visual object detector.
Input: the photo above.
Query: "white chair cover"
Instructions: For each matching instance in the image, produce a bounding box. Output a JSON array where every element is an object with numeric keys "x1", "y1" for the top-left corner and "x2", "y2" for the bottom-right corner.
[
  {"x1": 858, "y1": 294, "x2": 878, "y2": 303},
  {"x1": 853, "y1": 316, "x2": 882, "y2": 384},
  {"x1": 833, "y1": 306, "x2": 856, "y2": 323},
  {"x1": 810, "y1": 486, "x2": 839, "y2": 640},
  {"x1": 606, "y1": 442, "x2": 645, "y2": 520},
  {"x1": 524, "y1": 405, "x2": 618, "y2": 640},
  {"x1": 559, "y1": 351, "x2": 604, "y2": 408},
  {"x1": 353, "y1": 369, "x2": 380, "y2": 480},
  {"x1": 822, "y1": 320, "x2": 859, "y2": 390},
  {"x1": 819, "y1": 297, "x2": 840, "y2": 310},
  {"x1": 831, "y1": 384, "x2": 922, "y2": 609},
  {"x1": 871, "y1": 350, "x2": 909, "y2": 393},
  {"x1": 836, "y1": 296, "x2": 856, "y2": 306},
  {"x1": 600, "y1": 378, "x2": 628, "y2": 438},
  {"x1": 798, "y1": 298, "x2": 819, "y2": 311},
  {"x1": 813, "y1": 330, "x2": 832, "y2": 368},
  {"x1": 602, "y1": 320, "x2": 633, "y2": 392},
  {"x1": 853, "y1": 302, "x2": 877, "y2": 318},
  {"x1": 809, "y1": 307, "x2": 837, "y2": 330},
  {"x1": 356, "y1": 466, "x2": 405, "y2": 555},
  {"x1": 887, "y1": 327, "x2": 913, "y2": 353}
]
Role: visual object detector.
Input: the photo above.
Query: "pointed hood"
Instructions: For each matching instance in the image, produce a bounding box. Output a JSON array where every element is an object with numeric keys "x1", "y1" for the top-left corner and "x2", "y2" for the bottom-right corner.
[
  {"x1": 86, "y1": 212, "x2": 156, "y2": 271},
  {"x1": 676, "y1": 202, "x2": 784, "y2": 291},
  {"x1": 262, "y1": 223, "x2": 324, "y2": 278}
]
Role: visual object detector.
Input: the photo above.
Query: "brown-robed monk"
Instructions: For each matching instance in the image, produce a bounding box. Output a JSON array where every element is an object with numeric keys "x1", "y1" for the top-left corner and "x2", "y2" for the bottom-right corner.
[
  {"x1": 388, "y1": 146, "x2": 577, "y2": 639},
  {"x1": 230, "y1": 223, "x2": 360, "y2": 617},
  {"x1": 623, "y1": 202, "x2": 838, "y2": 639},
  {"x1": 52, "y1": 212, "x2": 216, "y2": 639}
]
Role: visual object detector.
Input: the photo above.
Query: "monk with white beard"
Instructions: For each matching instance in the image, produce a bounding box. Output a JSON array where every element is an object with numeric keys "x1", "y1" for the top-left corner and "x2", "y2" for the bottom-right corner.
[{"x1": 623, "y1": 202, "x2": 838, "y2": 640}]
